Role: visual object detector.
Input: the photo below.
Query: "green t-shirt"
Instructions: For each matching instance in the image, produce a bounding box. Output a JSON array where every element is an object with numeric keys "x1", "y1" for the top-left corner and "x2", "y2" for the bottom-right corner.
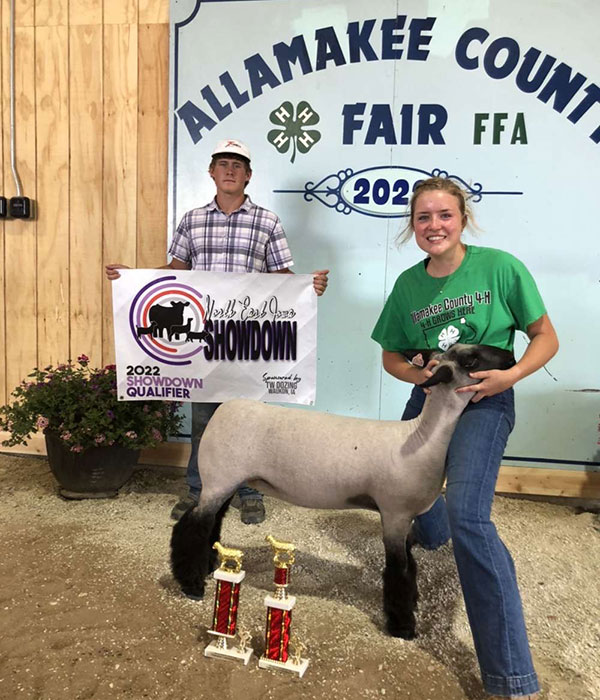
[{"x1": 371, "y1": 246, "x2": 546, "y2": 354}]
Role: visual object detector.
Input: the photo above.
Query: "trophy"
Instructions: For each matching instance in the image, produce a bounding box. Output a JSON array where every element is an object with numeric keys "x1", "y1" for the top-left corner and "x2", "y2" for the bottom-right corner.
[
  {"x1": 258, "y1": 535, "x2": 309, "y2": 677},
  {"x1": 204, "y1": 542, "x2": 253, "y2": 664}
]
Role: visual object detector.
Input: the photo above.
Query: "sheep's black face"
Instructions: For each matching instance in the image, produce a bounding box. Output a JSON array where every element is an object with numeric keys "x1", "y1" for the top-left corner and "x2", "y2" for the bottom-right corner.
[{"x1": 420, "y1": 344, "x2": 515, "y2": 388}]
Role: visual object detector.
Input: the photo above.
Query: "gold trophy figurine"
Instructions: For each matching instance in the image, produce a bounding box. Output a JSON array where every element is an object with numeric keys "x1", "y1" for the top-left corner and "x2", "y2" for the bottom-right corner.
[
  {"x1": 266, "y1": 534, "x2": 295, "y2": 599},
  {"x1": 237, "y1": 625, "x2": 252, "y2": 655},
  {"x1": 290, "y1": 637, "x2": 308, "y2": 667}
]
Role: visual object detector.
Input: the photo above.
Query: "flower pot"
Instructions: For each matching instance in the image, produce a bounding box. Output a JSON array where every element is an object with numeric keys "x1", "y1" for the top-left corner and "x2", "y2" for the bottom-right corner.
[{"x1": 44, "y1": 431, "x2": 140, "y2": 499}]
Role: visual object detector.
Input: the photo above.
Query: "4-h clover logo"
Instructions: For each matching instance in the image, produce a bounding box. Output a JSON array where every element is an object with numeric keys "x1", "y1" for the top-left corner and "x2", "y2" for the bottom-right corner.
[
  {"x1": 438, "y1": 325, "x2": 460, "y2": 351},
  {"x1": 268, "y1": 101, "x2": 321, "y2": 163}
]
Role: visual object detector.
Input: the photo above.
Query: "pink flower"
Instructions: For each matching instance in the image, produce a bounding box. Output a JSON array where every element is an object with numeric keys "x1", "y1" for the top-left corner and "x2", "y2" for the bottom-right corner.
[
  {"x1": 60, "y1": 431, "x2": 72, "y2": 441},
  {"x1": 94, "y1": 435, "x2": 106, "y2": 444},
  {"x1": 77, "y1": 354, "x2": 90, "y2": 363},
  {"x1": 70, "y1": 445, "x2": 83, "y2": 453},
  {"x1": 104, "y1": 364, "x2": 116, "y2": 371},
  {"x1": 151, "y1": 428, "x2": 162, "y2": 442},
  {"x1": 125, "y1": 431, "x2": 137, "y2": 440},
  {"x1": 36, "y1": 416, "x2": 49, "y2": 430}
]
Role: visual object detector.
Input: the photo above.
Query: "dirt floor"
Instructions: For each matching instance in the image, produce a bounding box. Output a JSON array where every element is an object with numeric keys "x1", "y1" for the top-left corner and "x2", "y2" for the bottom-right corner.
[{"x1": 0, "y1": 454, "x2": 598, "y2": 700}]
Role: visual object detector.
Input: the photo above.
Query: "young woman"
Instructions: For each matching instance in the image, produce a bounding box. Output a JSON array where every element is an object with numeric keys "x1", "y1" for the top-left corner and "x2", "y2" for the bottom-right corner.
[{"x1": 371, "y1": 177, "x2": 558, "y2": 699}]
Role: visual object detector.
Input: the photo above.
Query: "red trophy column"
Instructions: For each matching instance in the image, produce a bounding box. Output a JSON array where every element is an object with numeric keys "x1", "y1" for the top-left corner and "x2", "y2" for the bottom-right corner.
[
  {"x1": 204, "y1": 542, "x2": 253, "y2": 665},
  {"x1": 259, "y1": 535, "x2": 309, "y2": 677}
]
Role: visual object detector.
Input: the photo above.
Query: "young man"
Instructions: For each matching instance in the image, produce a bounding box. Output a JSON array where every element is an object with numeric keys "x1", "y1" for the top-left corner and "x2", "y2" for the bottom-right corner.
[{"x1": 106, "y1": 138, "x2": 329, "y2": 525}]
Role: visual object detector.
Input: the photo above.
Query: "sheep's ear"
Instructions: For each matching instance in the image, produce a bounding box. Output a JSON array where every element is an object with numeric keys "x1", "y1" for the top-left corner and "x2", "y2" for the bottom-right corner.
[
  {"x1": 478, "y1": 345, "x2": 516, "y2": 370},
  {"x1": 419, "y1": 365, "x2": 453, "y2": 387},
  {"x1": 496, "y1": 348, "x2": 516, "y2": 369},
  {"x1": 403, "y1": 349, "x2": 439, "y2": 368}
]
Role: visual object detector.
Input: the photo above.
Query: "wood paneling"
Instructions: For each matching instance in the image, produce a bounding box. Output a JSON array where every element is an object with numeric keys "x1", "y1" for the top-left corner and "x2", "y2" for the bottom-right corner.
[
  {"x1": 35, "y1": 25, "x2": 69, "y2": 368},
  {"x1": 0, "y1": 3, "x2": 5, "y2": 403},
  {"x1": 496, "y1": 467, "x2": 600, "y2": 500},
  {"x1": 12, "y1": 0, "x2": 33, "y2": 27},
  {"x1": 102, "y1": 23, "x2": 138, "y2": 365},
  {"x1": 139, "y1": 0, "x2": 169, "y2": 25},
  {"x1": 0, "y1": 0, "x2": 169, "y2": 393},
  {"x1": 137, "y1": 22, "x2": 168, "y2": 269},
  {"x1": 69, "y1": 0, "x2": 101, "y2": 26},
  {"x1": 105, "y1": 0, "x2": 137, "y2": 27},
  {"x1": 35, "y1": 0, "x2": 68, "y2": 27},
  {"x1": 2, "y1": 25, "x2": 37, "y2": 392},
  {"x1": 69, "y1": 24, "x2": 103, "y2": 366}
]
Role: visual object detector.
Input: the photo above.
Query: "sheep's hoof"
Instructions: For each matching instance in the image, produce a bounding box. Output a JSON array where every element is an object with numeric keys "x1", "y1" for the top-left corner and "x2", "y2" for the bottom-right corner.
[
  {"x1": 386, "y1": 621, "x2": 417, "y2": 640},
  {"x1": 182, "y1": 588, "x2": 204, "y2": 601}
]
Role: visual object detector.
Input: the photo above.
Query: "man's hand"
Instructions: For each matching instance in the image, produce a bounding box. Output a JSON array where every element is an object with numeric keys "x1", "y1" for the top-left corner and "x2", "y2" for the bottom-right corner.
[
  {"x1": 105, "y1": 263, "x2": 130, "y2": 281},
  {"x1": 312, "y1": 269, "x2": 329, "y2": 296}
]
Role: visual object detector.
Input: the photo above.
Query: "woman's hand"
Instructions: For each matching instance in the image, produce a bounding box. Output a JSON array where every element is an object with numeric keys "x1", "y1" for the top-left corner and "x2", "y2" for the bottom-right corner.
[
  {"x1": 381, "y1": 350, "x2": 438, "y2": 390},
  {"x1": 455, "y1": 368, "x2": 517, "y2": 403},
  {"x1": 456, "y1": 314, "x2": 558, "y2": 403},
  {"x1": 418, "y1": 358, "x2": 439, "y2": 394}
]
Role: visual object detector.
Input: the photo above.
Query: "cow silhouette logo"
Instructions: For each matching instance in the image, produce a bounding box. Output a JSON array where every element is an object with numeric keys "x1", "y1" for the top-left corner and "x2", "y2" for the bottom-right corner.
[{"x1": 128, "y1": 276, "x2": 207, "y2": 366}]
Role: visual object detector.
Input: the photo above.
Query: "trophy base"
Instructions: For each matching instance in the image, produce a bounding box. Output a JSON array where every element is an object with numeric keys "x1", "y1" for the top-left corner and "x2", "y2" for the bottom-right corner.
[
  {"x1": 204, "y1": 639, "x2": 253, "y2": 665},
  {"x1": 258, "y1": 655, "x2": 309, "y2": 678}
]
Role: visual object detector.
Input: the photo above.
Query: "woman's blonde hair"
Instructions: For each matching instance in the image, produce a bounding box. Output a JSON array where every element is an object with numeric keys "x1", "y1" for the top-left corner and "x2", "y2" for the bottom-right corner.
[{"x1": 396, "y1": 177, "x2": 478, "y2": 245}]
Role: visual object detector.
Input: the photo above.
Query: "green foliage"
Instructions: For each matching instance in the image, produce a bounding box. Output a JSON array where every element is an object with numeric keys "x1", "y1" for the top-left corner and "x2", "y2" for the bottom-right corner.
[{"x1": 0, "y1": 355, "x2": 183, "y2": 453}]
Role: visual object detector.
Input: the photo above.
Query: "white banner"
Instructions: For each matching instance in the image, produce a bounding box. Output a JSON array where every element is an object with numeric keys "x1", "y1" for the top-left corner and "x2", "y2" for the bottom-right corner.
[{"x1": 111, "y1": 270, "x2": 317, "y2": 404}]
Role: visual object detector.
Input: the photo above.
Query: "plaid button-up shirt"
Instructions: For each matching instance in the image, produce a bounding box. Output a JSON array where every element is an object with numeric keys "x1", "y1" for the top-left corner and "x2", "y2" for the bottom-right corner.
[{"x1": 168, "y1": 196, "x2": 294, "y2": 272}]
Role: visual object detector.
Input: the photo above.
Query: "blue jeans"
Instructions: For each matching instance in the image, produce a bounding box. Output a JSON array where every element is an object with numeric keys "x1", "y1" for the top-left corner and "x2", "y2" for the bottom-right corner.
[
  {"x1": 186, "y1": 402, "x2": 261, "y2": 502},
  {"x1": 402, "y1": 386, "x2": 539, "y2": 697}
]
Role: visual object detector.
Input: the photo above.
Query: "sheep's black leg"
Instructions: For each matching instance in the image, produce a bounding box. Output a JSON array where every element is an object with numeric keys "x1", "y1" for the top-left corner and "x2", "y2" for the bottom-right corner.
[
  {"x1": 170, "y1": 505, "x2": 216, "y2": 600},
  {"x1": 382, "y1": 534, "x2": 418, "y2": 640},
  {"x1": 207, "y1": 497, "x2": 232, "y2": 572},
  {"x1": 406, "y1": 535, "x2": 419, "y2": 610}
]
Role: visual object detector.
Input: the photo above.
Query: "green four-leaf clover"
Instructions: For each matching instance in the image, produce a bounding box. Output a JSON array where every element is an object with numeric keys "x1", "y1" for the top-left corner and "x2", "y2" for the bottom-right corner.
[{"x1": 268, "y1": 100, "x2": 321, "y2": 163}]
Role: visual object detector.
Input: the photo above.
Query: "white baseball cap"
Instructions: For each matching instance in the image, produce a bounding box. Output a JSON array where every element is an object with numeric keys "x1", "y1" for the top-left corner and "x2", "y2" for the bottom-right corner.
[{"x1": 211, "y1": 139, "x2": 251, "y2": 162}]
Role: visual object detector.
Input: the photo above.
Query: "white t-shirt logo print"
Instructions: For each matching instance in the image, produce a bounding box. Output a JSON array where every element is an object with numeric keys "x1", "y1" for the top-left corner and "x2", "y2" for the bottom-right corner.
[{"x1": 438, "y1": 325, "x2": 460, "y2": 351}]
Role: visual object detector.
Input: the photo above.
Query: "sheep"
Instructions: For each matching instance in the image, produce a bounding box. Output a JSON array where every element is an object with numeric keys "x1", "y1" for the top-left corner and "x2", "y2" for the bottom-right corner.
[
  {"x1": 185, "y1": 328, "x2": 210, "y2": 343},
  {"x1": 167, "y1": 318, "x2": 192, "y2": 342},
  {"x1": 136, "y1": 322, "x2": 157, "y2": 338},
  {"x1": 170, "y1": 343, "x2": 515, "y2": 639}
]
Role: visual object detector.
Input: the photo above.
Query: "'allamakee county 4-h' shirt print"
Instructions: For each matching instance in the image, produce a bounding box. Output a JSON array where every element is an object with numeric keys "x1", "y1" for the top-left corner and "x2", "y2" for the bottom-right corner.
[{"x1": 371, "y1": 246, "x2": 546, "y2": 355}]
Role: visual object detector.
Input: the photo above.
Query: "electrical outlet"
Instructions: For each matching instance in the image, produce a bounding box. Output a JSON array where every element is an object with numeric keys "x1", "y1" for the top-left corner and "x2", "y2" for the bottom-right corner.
[
  {"x1": 0, "y1": 196, "x2": 7, "y2": 218},
  {"x1": 9, "y1": 196, "x2": 33, "y2": 219}
]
